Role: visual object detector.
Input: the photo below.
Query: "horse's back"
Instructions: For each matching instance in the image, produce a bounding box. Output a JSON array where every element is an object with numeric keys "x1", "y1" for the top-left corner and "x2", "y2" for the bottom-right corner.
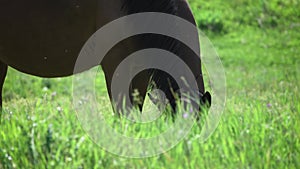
[{"x1": 0, "y1": 0, "x2": 98, "y2": 77}]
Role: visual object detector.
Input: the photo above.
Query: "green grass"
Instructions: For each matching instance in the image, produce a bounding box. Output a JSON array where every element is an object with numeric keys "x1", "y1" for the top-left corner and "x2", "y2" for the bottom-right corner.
[{"x1": 1, "y1": 1, "x2": 300, "y2": 168}]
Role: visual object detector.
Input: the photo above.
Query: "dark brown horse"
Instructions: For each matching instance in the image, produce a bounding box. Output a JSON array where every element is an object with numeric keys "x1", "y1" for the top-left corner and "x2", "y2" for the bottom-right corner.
[{"x1": 0, "y1": 0, "x2": 211, "y2": 115}]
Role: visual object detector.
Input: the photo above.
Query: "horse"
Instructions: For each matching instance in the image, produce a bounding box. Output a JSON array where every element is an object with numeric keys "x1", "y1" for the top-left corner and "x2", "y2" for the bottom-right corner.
[{"x1": 0, "y1": 0, "x2": 211, "y2": 117}]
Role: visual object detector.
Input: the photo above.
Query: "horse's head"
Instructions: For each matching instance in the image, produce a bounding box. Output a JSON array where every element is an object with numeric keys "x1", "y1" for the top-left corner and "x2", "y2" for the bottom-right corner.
[{"x1": 148, "y1": 87, "x2": 211, "y2": 117}]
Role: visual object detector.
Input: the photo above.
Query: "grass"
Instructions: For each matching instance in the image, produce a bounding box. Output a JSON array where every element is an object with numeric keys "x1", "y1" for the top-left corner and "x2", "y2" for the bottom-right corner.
[{"x1": 1, "y1": 1, "x2": 300, "y2": 169}]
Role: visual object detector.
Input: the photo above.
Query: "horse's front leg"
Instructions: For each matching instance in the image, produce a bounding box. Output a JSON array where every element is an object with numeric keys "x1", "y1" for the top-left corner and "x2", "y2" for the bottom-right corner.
[
  {"x1": 0, "y1": 60, "x2": 7, "y2": 108},
  {"x1": 128, "y1": 71, "x2": 149, "y2": 112},
  {"x1": 102, "y1": 67, "x2": 149, "y2": 117}
]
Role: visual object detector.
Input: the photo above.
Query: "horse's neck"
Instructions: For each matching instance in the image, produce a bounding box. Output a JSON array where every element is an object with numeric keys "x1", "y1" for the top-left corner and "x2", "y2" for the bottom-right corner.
[
  {"x1": 96, "y1": 0, "x2": 127, "y2": 30},
  {"x1": 121, "y1": 0, "x2": 178, "y2": 14},
  {"x1": 96, "y1": 0, "x2": 181, "y2": 29}
]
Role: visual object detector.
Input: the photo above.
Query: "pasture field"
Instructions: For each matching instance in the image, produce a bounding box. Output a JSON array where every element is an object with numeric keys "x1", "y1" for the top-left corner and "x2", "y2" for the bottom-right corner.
[{"x1": 1, "y1": 1, "x2": 300, "y2": 168}]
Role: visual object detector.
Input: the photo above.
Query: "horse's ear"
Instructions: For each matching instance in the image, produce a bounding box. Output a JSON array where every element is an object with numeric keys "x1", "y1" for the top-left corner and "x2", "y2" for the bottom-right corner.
[{"x1": 201, "y1": 91, "x2": 211, "y2": 107}]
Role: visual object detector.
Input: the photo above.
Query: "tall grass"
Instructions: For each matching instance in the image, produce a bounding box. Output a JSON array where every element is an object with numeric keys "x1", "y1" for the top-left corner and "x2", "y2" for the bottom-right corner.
[{"x1": 0, "y1": 1, "x2": 299, "y2": 168}]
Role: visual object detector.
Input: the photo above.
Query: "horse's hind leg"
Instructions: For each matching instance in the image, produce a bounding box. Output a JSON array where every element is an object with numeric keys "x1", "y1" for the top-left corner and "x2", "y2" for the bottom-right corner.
[{"x1": 0, "y1": 61, "x2": 7, "y2": 108}]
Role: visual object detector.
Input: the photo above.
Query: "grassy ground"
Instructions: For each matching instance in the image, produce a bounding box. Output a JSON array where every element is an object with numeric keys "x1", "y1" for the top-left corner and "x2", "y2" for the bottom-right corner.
[{"x1": 1, "y1": 1, "x2": 300, "y2": 169}]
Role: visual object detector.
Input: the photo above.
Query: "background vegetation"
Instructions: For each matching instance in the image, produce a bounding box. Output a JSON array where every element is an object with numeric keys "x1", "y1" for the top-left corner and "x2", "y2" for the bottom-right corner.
[{"x1": 1, "y1": 0, "x2": 299, "y2": 168}]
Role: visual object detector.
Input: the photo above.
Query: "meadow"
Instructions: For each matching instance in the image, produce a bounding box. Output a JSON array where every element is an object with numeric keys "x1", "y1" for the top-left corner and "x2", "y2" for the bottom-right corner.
[{"x1": 1, "y1": 0, "x2": 299, "y2": 168}]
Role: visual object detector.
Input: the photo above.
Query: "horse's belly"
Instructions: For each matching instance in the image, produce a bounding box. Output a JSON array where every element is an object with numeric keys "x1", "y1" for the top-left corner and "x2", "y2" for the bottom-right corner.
[{"x1": 0, "y1": 0, "x2": 98, "y2": 77}]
